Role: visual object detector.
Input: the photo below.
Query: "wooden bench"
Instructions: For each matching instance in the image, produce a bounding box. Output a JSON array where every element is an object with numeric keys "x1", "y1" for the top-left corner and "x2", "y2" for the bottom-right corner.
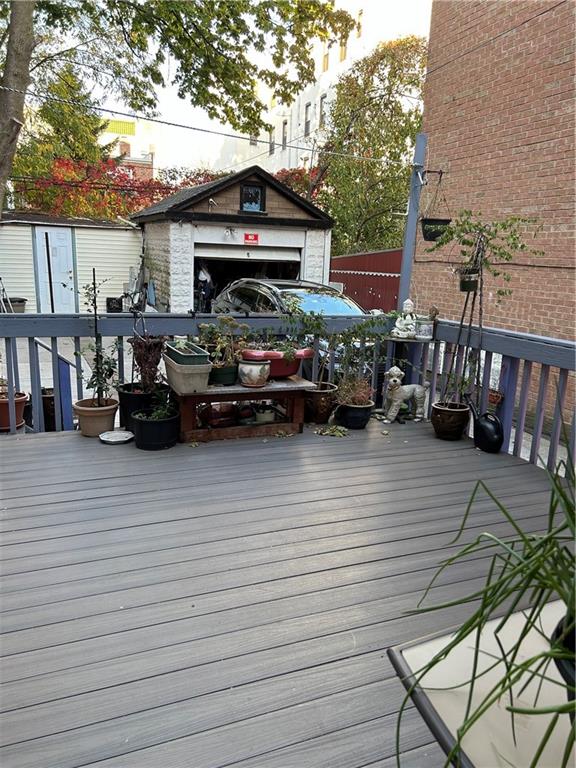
[{"x1": 175, "y1": 375, "x2": 316, "y2": 443}]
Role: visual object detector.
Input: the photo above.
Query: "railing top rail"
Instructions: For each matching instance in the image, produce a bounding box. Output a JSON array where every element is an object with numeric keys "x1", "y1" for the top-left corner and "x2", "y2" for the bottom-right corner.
[
  {"x1": 436, "y1": 319, "x2": 576, "y2": 370},
  {"x1": 1, "y1": 313, "x2": 574, "y2": 371}
]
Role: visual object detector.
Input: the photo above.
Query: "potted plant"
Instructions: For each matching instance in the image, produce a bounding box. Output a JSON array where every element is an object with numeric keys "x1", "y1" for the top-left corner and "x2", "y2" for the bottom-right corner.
[
  {"x1": 118, "y1": 329, "x2": 167, "y2": 430},
  {"x1": 394, "y1": 449, "x2": 575, "y2": 767},
  {"x1": 427, "y1": 210, "x2": 543, "y2": 301},
  {"x1": 73, "y1": 270, "x2": 119, "y2": 437},
  {"x1": 334, "y1": 376, "x2": 374, "y2": 429},
  {"x1": 199, "y1": 316, "x2": 248, "y2": 386},
  {"x1": 421, "y1": 217, "x2": 452, "y2": 242},
  {"x1": 132, "y1": 390, "x2": 180, "y2": 450},
  {"x1": 0, "y1": 369, "x2": 28, "y2": 432},
  {"x1": 165, "y1": 339, "x2": 210, "y2": 366}
]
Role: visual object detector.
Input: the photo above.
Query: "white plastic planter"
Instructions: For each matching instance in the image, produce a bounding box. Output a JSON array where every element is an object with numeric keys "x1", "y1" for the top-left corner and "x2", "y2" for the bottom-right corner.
[{"x1": 163, "y1": 353, "x2": 212, "y2": 395}]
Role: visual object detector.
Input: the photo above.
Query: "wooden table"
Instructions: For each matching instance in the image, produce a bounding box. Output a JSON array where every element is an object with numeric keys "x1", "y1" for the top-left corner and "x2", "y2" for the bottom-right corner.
[{"x1": 174, "y1": 375, "x2": 316, "y2": 443}]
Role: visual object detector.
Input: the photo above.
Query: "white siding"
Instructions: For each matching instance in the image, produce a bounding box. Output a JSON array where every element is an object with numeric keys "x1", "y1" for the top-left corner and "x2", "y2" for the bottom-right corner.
[
  {"x1": 75, "y1": 228, "x2": 142, "y2": 312},
  {"x1": 0, "y1": 225, "x2": 37, "y2": 311}
]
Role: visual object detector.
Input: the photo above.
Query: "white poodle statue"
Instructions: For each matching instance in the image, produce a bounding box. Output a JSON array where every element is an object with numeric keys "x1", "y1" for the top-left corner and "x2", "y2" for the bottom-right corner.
[{"x1": 383, "y1": 366, "x2": 428, "y2": 424}]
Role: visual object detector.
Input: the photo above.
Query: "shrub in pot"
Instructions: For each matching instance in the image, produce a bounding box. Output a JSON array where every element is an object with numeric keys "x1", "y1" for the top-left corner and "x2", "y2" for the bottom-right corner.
[
  {"x1": 334, "y1": 376, "x2": 374, "y2": 430},
  {"x1": 118, "y1": 333, "x2": 167, "y2": 429},
  {"x1": 0, "y1": 375, "x2": 28, "y2": 431},
  {"x1": 431, "y1": 400, "x2": 470, "y2": 441},
  {"x1": 394, "y1": 449, "x2": 575, "y2": 766},
  {"x1": 199, "y1": 316, "x2": 249, "y2": 386},
  {"x1": 73, "y1": 343, "x2": 119, "y2": 437},
  {"x1": 73, "y1": 270, "x2": 119, "y2": 436},
  {"x1": 132, "y1": 394, "x2": 180, "y2": 450}
]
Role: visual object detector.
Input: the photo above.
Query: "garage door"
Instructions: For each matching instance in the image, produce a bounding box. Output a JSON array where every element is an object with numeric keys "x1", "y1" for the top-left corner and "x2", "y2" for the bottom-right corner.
[{"x1": 195, "y1": 245, "x2": 300, "y2": 262}]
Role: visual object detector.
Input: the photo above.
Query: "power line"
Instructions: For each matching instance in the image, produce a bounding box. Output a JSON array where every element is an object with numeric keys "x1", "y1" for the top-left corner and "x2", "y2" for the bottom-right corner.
[
  {"x1": 426, "y1": 0, "x2": 568, "y2": 77},
  {"x1": 0, "y1": 84, "x2": 406, "y2": 166}
]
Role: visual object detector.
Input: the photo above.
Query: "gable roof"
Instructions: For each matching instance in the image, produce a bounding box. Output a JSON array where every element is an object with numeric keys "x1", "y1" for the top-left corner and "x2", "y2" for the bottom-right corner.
[{"x1": 131, "y1": 165, "x2": 332, "y2": 225}]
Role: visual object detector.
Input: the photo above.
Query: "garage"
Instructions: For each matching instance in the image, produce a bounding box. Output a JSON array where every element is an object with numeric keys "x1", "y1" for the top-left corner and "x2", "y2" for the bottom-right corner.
[
  {"x1": 132, "y1": 165, "x2": 333, "y2": 312},
  {"x1": 194, "y1": 245, "x2": 300, "y2": 299}
]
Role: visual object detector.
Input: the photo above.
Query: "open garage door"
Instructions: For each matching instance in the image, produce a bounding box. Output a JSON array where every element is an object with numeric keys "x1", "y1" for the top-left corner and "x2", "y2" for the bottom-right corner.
[{"x1": 195, "y1": 245, "x2": 301, "y2": 298}]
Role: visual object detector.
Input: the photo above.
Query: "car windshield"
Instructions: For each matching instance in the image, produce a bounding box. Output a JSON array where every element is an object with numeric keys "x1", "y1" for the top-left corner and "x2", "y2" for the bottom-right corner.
[{"x1": 280, "y1": 288, "x2": 364, "y2": 315}]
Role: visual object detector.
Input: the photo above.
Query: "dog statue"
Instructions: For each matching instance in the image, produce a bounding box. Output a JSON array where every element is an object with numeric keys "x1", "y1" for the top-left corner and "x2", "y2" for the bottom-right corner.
[{"x1": 383, "y1": 366, "x2": 428, "y2": 424}]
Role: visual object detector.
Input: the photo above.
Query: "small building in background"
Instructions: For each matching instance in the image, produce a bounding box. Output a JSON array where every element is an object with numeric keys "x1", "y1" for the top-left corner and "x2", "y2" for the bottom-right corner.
[
  {"x1": 329, "y1": 248, "x2": 401, "y2": 312},
  {"x1": 132, "y1": 165, "x2": 333, "y2": 312},
  {"x1": 0, "y1": 211, "x2": 142, "y2": 313}
]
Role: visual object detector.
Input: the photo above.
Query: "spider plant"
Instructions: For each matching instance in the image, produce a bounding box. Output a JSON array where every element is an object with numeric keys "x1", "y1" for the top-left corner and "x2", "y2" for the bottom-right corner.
[{"x1": 395, "y1": 440, "x2": 575, "y2": 767}]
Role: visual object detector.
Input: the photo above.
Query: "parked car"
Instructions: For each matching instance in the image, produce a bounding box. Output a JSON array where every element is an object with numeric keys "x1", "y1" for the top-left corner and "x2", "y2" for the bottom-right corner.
[{"x1": 212, "y1": 278, "x2": 367, "y2": 316}]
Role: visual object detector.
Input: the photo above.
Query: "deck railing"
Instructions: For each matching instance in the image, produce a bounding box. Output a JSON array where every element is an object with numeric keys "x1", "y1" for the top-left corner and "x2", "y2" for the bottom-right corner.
[{"x1": 1, "y1": 313, "x2": 574, "y2": 468}]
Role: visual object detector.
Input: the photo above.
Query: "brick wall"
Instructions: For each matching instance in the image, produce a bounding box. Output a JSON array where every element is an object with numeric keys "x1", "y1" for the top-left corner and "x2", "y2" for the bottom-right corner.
[{"x1": 412, "y1": 0, "x2": 575, "y2": 341}]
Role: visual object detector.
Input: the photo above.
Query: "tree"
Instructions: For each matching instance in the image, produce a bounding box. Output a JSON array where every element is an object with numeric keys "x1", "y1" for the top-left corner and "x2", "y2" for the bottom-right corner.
[
  {"x1": 319, "y1": 36, "x2": 427, "y2": 256},
  {"x1": 11, "y1": 64, "x2": 113, "y2": 199},
  {"x1": 0, "y1": 0, "x2": 353, "y2": 210},
  {"x1": 12, "y1": 158, "x2": 225, "y2": 219}
]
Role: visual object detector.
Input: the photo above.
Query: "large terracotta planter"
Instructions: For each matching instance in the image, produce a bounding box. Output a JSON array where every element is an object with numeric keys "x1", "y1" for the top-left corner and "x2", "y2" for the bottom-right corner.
[
  {"x1": 241, "y1": 348, "x2": 313, "y2": 378},
  {"x1": 0, "y1": 392, "x2": 28, "y2": 431},
  {"x1": 431, "y1": 401, "x2": 470, "y2": 441},
  {"x1": 73, "y1": 398, "x2": 119, "y2": 437}
]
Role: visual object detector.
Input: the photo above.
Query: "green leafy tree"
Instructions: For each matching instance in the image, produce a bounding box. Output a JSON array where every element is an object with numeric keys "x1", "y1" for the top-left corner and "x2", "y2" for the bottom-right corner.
[
  {"x1": 319, "y1": 36, "x2": 427, "y2": 256},
  {"x1": 0, "y1": 0, "x2": 353, "y2": 209},
  {"x1": 12, "y1": 64, "x2": 113, "y2": 190}
]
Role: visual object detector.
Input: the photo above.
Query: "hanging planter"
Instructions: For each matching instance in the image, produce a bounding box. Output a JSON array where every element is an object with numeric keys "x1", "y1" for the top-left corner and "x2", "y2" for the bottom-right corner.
[
  {"x1": 458, "y1": 268, "x2": 480, "y2": 293},
  {"x1": 421, "y1": 217, "x2": 452, "y2": 242}
]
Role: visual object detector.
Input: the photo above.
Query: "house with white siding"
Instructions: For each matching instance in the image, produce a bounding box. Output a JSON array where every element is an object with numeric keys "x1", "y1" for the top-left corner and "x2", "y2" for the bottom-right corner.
[
  {"x1": 131, "y1": 165, "x2": 333, "y2": 312},
  {"x1": 0, "y1": 212, "x2": 142, "y2": 313}
]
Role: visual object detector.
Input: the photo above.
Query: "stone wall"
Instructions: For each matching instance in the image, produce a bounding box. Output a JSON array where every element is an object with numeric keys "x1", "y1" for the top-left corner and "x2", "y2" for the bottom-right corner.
[
  {"x1": 169, "y1": 222, "x2": 194, "y2": 313},
  {"x1": 303, "y1": 229, "x2": 330, "y2": 283},
  {"x1": 143, "y1": 221, "x2": 171, "y2": 310}
]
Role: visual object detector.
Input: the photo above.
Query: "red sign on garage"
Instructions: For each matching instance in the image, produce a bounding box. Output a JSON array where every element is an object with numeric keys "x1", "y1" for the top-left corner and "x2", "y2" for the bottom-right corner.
[{"x1": 244, "y1": 233, "x2": 259, "y2": 245}]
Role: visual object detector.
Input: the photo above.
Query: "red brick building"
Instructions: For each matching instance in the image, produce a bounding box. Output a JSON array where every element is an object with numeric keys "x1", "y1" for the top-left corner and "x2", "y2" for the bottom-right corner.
[{"x1": 412, "y1": 0, "x2": 575, "y2": 342}]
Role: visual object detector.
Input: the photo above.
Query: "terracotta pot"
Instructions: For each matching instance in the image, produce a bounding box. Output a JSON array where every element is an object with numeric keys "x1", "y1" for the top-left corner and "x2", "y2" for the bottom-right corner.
[
  {"x1": 238, "y1": 360, "x2": 271, "y2": 388},
  {"x1": 242, "y1": 348, "x2": 313, "y2": 378},
  {"x1": 0, "y1": 392, "x2": 28, "y2": 431},
  {"x1": 73, "y1": 398, "x2": 119, "y2": 437},
  {"x1": 305, "y1": 382, "x2": 339, "y2": 424},
  {"x1": 431, "y1": 401, "x2": 470, "y2": 441}
]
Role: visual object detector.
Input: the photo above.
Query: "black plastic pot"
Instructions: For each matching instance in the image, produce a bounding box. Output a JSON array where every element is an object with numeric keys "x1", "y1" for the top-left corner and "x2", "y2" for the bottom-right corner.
[
  {"x1": 431, "y1": 402, "x2": 470, "y2": 441},
  {"x1": 421, "y1": 217, "x2": 451, "y2": 242},
  {"x1": 335, "y1": 401, "x2": 374, "y2": 430},
  {"x1": 459, "y1": 272, "x2": 479, "y2": 292},
  {"x1": 118, "y1": 383, "x2": 154, "y2": 430},
  {"x1": 132, "y1": 408, "x2": 180, "y2": 451},
  {"x1": 209, "y1": 364, "x2": 238, "y2": 386},
  {"x1": 552, "y1": 616, "x2": 575, "y2": 723}
]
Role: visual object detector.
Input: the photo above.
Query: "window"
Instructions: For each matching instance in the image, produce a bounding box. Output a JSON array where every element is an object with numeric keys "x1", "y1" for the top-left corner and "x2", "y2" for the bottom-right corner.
[
  {"x1": 356, "y1": 9, "x2": 363, "y2": 38},
  {"x1": 230, "y1": 287, "x2": 259, "y2": 313},
  {"x1": 322, "y1": 43, "x2": 329, "y2": 72},
  {"x1": 282, "y1": 120, "x2": 288, "y2": 150},
  {"x1": 268, "y1": 129, "x2": 275, "y2": 155},
  {"x1": 339, "y1": 36, "x2": 348, "y2": 62},
  {"x1": 304, "y1": 103, "x2": 311, "y2": 137},
  {"x1": 249, "y1": 133, "x2": 258, "y2": 146},
  {"x1": 240, "y1": 184, "x2": 266, "y2": 213},
  {"x1": 319, "y1": 94, "x2": 327, "y2": 128}
]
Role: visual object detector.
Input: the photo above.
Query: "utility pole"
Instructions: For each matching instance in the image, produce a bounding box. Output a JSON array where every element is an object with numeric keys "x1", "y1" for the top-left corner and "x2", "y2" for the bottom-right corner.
[{"x1": 398, "y1": 132, "x2": 427, "y2": 308}]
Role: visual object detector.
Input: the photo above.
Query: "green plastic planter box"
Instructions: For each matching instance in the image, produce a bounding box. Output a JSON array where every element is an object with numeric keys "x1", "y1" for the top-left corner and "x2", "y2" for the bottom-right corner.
[{"x1": 165, "y1": 341, "x2": 210, "y2": 366}]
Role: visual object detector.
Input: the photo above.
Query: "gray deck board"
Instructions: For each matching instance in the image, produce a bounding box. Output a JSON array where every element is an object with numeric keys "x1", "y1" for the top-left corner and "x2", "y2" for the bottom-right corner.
[{"x1": 0, "y1": 422, "x2": 553, "y2": 767}]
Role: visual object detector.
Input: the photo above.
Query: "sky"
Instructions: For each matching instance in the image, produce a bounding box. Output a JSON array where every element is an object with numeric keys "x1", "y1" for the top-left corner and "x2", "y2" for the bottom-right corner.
[{"x1": 105, "y1": 0, "x2": 433, "y2": 172}]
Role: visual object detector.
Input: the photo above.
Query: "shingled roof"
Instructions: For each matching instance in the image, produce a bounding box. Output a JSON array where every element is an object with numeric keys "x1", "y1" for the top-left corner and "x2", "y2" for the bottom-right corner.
[{"x1": 131, "y1": 165, "x2": 332, "y2": 226}]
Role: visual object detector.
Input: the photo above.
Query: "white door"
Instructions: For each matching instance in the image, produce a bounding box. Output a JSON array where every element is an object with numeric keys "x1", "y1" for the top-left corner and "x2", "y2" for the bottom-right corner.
[{"x1": 34, "y1": 227, "x2": 76, "y2": 312}]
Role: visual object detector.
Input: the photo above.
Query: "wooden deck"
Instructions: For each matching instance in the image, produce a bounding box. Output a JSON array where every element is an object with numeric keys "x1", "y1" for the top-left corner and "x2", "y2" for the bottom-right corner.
[{"x1": 0, "y1": 421, "x2": 554, "y2": 767}]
